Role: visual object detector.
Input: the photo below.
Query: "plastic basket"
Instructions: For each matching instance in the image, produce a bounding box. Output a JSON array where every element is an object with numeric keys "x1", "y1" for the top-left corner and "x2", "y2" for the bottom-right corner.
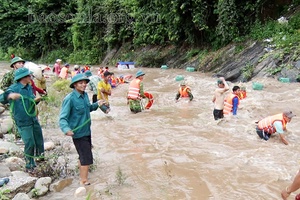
[
  {"x1": 161, "y1": 65, "x2": 168, "y2": 69},
  {"x1": 252, "y1": 82, "x2": 263, "y2": 90},
  {"x1": 175, "y1": 75, "x2": 184, "y2": 81},
  {"x1": 279, "y1": 77, "x2": 290, "y2": 83},
  {"x1": 186, "y1": 67, "x2": 195, "y2": 72}
]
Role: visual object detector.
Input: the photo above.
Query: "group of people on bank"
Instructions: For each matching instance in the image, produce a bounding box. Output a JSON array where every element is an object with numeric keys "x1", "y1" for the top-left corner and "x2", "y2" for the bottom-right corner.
[{"x1": 0, "y1": 56, "x2": 298, "y2": 197}]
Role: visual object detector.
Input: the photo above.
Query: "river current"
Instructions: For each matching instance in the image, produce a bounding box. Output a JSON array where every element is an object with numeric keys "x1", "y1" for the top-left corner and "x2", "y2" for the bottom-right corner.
[{"x1": 1, "y1": 62, "x2": 300, "y2": 200}]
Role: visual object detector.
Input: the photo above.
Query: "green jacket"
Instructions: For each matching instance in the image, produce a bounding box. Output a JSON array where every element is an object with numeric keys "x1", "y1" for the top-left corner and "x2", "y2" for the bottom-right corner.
[
  {"x1": 0, "y1": 82, "x2": 37, "y2": 127},
  {"x1": 59, "y1": 89, "x2": 99, "y2": 139}
]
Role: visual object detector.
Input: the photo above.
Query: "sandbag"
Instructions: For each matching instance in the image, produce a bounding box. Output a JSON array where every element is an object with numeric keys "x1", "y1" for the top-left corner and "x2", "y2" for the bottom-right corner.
[{"x1": 24, "y1": 62, "x2": 43, "y2": 80}]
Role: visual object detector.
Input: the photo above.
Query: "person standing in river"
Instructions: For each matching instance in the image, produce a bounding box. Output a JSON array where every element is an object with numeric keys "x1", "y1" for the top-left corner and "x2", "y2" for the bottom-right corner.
[
  {"x1": 212, "y1": 77, "x2": 229, "y2": 120},
  {"x1": 59, "y1": 73, "x2": 102, "y2": 186},
  {"x1": 127, "y1": 70, "x2": 146, "y2": 113}
]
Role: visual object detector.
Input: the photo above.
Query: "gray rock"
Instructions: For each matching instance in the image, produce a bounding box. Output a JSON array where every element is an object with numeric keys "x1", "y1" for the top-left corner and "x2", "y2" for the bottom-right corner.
[
  {"x1": 44, "y1": 141, "x2": 55, "y2": 151},
  {"x1": 34, "y1": 177, "x2": 52, "y2": 196},
  {"x1": 0, "y1": 141, "x2": 22, "y2": 154},
  {"x1": 12, "y1": 193, "x2": 31, "y2": 200},
  {"x1": 0, "y1": 171, "x2": 37, "y2": 199},
  {"x1": 4, "y1": 157, "x2": 25, "y2": 171},
  {"x1": 0, "y1": 118, "x2": 13, "y2": 134},
  {"x1": 0, "y1": 163, "x2": 12, "y2": 178}
]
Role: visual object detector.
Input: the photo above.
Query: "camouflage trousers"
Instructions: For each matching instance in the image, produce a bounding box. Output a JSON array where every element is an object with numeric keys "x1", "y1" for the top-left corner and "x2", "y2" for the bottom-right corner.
[{"x1": 128, "y1": 99, "x2": 143, "y2": 113}]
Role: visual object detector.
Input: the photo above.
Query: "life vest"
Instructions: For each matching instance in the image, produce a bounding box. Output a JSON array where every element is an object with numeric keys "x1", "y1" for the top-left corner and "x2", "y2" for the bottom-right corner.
[
  {"x1": 71, "y1": 71, "x2": 78, "y2": 78},
  {"x1": 237, "y1": 90, "x2": 247, "y2": 100},
  {"x1": 179, "y1": 87, "x2": 190, "y2": 98},
  {"x1": 110, "y1": 77, "x2": 117, "y2": 87},
  {"x1": 223, "y1": 93, "x2": 239, "y2": 114},
  {"x1": 127, "y1": 79, "x2": 141, "y2": 99},
  {"x1": 117, "y1": 77, "x2": 125, "y2": 84},
  {"x1": 257, "y1": 114, "x2": 287, "y2": 134}
]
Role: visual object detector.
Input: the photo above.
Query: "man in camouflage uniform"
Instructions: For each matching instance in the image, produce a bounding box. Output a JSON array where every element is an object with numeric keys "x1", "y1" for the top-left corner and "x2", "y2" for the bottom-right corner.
[
  {"x1": 0, "y1": 57, "x2": 25, "y2": 90},
  {"x1": 0, "y1": 57, "x2": 26, "y2": 137}
]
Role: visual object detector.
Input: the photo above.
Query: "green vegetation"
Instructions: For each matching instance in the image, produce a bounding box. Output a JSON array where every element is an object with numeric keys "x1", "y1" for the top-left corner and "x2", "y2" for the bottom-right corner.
[
  {"x1": 241, "y1": 62, "x2": 254, "y2": 81},
  {"x1": 0, "y1": 0, "x2": 297, "y2": 64}
]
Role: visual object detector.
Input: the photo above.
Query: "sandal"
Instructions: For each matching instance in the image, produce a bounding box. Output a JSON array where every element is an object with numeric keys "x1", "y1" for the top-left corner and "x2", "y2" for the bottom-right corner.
[{"x1": 80, "y1": 181, "x2": 91, "y2": 186}]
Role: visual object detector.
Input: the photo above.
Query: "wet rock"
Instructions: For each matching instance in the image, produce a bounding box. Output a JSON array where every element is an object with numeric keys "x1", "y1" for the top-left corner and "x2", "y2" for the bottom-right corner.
[
  {"x1": 4, "y1": 157, "x2": 25, "y2": 171},
  {"x1": 3, "y1": 133, "x2": 15, "y2": 142},
  {"x1": 44, "y1": 141, "x2": 55, "y2": 151},
  {"x1": 0, "y1": 163, "x2": 12, "y2": 178},
  {"x1": 34, "y1": 177, "x2": 52, "y2": 196},
  {"x1": 49, "y1": 178, "x2": 73, "y2": 192},
  {"x1": 74, "y1": 186, "x2": 86, "y2": 197},
  {"x1": 12, "y1": 193, "x2": 30, "y2": 200}
]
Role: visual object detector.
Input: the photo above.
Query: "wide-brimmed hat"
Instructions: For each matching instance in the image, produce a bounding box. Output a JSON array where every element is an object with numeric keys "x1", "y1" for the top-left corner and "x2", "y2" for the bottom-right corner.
[
  {"x1": 136, "y1": 70, "x2": 145, "y2": 78},
  {"x1": 85, "y1": 70, "x2": 92, "y2": 77},
  {"x1": 283, "y1": 111, "x2": 296, "y2": 119},
  {"x1": 10, "y1": 57, "x2": 25, "y2": 68},
  {"x1": 56, "y1": 59, "x2": 62, "y2": 63},
  {"x1": 70, "y1": 74, "x2": 90, "y2": 88},
  {"x1": 217, "y1": 79, "x2": 224, "y2": 84},
  {"x1": 14, "y1": 68, "x2": 33, "y2": 82}
]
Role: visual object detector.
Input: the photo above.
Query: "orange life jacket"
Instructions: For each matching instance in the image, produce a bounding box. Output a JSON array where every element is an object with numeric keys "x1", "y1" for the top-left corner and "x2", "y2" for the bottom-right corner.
[
  {"x1": 111, "y1": 77, "x2": 117, "y2": 87},
  {"x1": 223, "y1": 93, "x2": 239, "y2": 114},
  {"x1": 237, "y1": 90, "x2": 247, "y2": 100},
  {"x1": 257, "y1": 114, "x2": 287, "y2": 134},
  {"x1": 179, "y1": 87, "x2": 190, "y2": 98},
  {"x1": 127, "y1": 79, "x2": 141, "y2": 99},
  {"x1": 117, "y1": 77, "x2": 125, "y2": 84}
]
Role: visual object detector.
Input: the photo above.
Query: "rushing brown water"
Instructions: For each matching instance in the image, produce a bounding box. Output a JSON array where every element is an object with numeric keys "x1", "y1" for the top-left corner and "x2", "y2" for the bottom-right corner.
[{"x1": 1, "y1": 61, "x2": 300, "y2": 200}]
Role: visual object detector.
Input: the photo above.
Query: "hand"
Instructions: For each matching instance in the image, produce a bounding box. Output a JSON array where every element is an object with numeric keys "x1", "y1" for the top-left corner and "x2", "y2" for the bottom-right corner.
[
  {"x1": 8, "y1": 93, "x2": 21, "y2": 100},
  {"x1": 34, "y1": 96, "x2": 41, "y2": 103},
  {"x1": 65, "y1": 130, "x2": 74, "y2": 136}
]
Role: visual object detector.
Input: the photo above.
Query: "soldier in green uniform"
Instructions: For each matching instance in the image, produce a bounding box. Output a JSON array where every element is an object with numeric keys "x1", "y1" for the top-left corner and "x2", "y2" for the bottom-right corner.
[
  {"x1": 0, "y1": 56, "x2": 25, "y2": 91},
  {"x1": 0, "y1": 57, "x2": 26, "y2": 137},
  {"x1": 0, "y1": 68, "x2": 44, "y2": 172}
]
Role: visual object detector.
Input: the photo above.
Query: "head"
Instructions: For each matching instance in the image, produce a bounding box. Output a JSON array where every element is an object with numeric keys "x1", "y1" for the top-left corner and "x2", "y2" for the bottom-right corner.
[
  {"x1": 70, "y1": 74, "x2": 90, "y2": 93},
  {"x1": 10, "y1": 57, "x2": 25, "y2": 69},
  {"x1": 85, "y1": 70, "x2": 92, "y2": 77},
  {"x1": 103, "y1": 71, "x2": 112, "y2": 82},
  {"x1": 283, "y1": 111, "x2": 296, "y2": 123},
  {"x1": 232, "y1": 86, "x2": 240, "y2": 94},
  {"x1": 74, "y1": 65, "x2": 80, "y2": 70},
  {"x1": 136, "y1": 70, "x2": 145, "y2": 79},
  {"x1": 180, "y1": 81, "x2": 186, "y2": 88},
  {"x1": 56, "y1": 59, "x2": 62, "y2": 63},
  {"x1": 217, "y1": 79, "x2": 225, "y2": 88},
  {"x1": 64, "y1": 63, "x2": 70, "y2": 68},
  {"x1": 14, "y1": 67, "x2": 33, "y2": 84}
]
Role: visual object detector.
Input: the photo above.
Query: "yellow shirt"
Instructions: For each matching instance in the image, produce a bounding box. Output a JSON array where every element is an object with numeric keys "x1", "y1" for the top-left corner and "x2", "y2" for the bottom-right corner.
[{"x1": 97, "y1": 81, "x2": 111, "y2": 101}]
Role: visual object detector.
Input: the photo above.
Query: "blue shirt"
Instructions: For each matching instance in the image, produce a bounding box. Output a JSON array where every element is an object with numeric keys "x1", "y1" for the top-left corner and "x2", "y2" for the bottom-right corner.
[
  {"x1": 59, "y1": 89, "x2": 99, "y2": 139},
  {"x1": 0, "y1": 82, "x2": 37, "y2": 127},
  {"x1": 273, "y1": 121, "x2": 284, "y2": 134},
  {"x1": 232, "y1": 96, "x2": 239, "y2": 115}
]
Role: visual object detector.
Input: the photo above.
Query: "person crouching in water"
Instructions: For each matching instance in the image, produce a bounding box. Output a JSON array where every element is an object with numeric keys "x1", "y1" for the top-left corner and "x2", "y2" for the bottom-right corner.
[
  {"x1": 175, "y1": 81, "x2": 193, "y2": 102},
  {"x1": 256, "y1": 111, "x2": 296, "y2": 145},
  {"x1": 223, "y1": 86, "x2": 240, "y2": 116},
  {"x1": 127, "y1": 70, "x2": 146, "y2": 113}
]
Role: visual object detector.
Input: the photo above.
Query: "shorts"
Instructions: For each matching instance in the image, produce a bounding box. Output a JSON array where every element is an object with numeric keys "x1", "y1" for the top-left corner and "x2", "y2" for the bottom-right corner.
[
  {"x1": 213, "y1": 109, "x2": 224, "y2": 120},
  {"x1": 73, "y1": 136, "x2": 93, "y2": 165},
  {"x1": 256, "y1": 127, "x2": 271, "y2": 141}
]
